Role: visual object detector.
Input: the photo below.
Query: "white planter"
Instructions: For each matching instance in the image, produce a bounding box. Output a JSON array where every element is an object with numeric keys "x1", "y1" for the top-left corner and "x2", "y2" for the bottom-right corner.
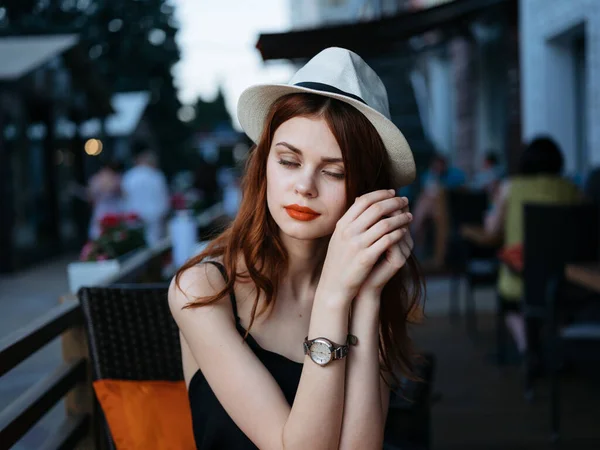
[{"x1": 67, "y1": 259, "x2": 121, "y2": 294}]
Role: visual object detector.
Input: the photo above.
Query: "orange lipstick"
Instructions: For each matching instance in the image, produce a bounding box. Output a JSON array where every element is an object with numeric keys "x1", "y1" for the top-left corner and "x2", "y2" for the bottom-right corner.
[{"x1": 284, "y1": 204, "x2": 320, "y2": 221}]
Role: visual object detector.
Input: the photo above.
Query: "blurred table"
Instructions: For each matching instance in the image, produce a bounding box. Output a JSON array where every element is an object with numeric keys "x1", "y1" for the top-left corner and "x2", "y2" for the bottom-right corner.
[{"x1": 565, "y1": 264, "x2": 600, "y2": 293}]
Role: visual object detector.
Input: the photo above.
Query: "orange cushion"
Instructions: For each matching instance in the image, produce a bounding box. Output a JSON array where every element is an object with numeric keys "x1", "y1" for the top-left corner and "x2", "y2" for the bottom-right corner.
[{"x1": 93, "y1": 379, "x2": 195, "y2": 450}]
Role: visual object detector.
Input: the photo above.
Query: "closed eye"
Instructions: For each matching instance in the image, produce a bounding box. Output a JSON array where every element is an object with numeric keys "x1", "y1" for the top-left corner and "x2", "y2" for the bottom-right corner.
[
  {"x1": 324, "y1": 171, "x2": 345, "y2": 180},
  {"x1": 279, "y1": 159, "x2": 344, "y2": 180},
  {"x1": 278, "y1": 159, "x2": 300, "y2": 168}
]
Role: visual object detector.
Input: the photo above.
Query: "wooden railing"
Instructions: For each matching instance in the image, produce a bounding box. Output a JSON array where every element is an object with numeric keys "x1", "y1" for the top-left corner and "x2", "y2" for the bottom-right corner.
[
  {"x1": 0, "y1": 301, "x2": 88, "y2": 449},
  {"x1": 0, "y1": 242, "x2": 172, "y2": 449}
]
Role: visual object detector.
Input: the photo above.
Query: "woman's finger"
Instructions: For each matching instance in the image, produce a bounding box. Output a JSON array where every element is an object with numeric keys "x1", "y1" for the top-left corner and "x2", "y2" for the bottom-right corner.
[
  {"x1": 399, "y1": 229, "x2": 414, "y2": 258},
  {"x1": 399, "y1": 239, "x2": 411, "y2": 260},
  {"x1": 352, "y1": 196, "x2": 408, "y2": 232},
  {"x1": 362, "y1": 212, "x2": 413, "y2": 247},
  {"x1": 364, "y1": 227, "x2": 407, "y2": 263},
  {"x1": 340, "y1": 189, "x2": 396, "y2": 225}
]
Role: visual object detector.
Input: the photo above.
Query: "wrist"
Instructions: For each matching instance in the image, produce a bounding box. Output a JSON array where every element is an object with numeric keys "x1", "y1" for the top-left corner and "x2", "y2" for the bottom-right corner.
[
  {"x1": 355, "y1": 290, "x2": 381, "y2": 306},
  {"x1": 314, "y1": 286, "x2": 354, "y2": 310}
]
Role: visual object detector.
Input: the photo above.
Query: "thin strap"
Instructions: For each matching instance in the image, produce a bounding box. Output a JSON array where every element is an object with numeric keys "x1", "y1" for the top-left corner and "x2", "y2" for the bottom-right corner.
[{"x1": 203, "y1": 261, "x2": 240, "y2": 324}]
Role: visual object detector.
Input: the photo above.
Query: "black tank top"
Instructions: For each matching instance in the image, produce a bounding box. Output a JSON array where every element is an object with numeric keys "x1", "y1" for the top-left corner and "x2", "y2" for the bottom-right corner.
[{"x1": 188, "y1": 261, "x2": 303, "y2": 449}]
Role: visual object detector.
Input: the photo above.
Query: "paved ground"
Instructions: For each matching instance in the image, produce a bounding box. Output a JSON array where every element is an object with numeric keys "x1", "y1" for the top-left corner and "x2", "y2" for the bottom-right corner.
[
  {"x1": 415, "y1": 281, "x2": 600, "y2": 450},
  {"x1": 1, "y1": 261, "x2": 599, "y2": 449}
]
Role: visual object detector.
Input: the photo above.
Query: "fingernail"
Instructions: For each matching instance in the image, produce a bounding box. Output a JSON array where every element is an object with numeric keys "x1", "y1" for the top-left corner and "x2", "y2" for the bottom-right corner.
[
  {"x1": 388, "y1": 189, "x2": 396, "y2": 195},
  {"x1": 407, "y1": 212, "x2": 413, "y2": 220}
]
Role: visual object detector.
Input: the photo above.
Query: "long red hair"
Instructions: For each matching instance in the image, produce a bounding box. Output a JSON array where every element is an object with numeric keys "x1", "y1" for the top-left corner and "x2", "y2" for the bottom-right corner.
[{"x1": 176, "y1": 93, "x2": 425, "y2": 382}]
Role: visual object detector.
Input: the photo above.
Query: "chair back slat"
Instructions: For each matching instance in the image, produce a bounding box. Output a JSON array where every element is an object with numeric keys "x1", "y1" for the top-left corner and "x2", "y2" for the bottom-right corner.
[
  {"x1": 523, "y1": 203, "x2": 599, "y2": 309},
  {"x1": 446, "y1": 189, "x2": 489, "y2": 230},
  {"x1": 79, "y1": 283, "x2": 182, "y2": 381}
]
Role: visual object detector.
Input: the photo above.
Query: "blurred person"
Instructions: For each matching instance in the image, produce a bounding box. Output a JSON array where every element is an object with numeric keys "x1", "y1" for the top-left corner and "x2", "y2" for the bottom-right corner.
[
  {"x1": 87, "y1": 161, "x2": 124, "y2": 239},
  {"x1": 220, "y1": 168, "x2": 242, "y2": 219},
  {"x1": 471, "y1": 151, "x2": 503, "y2": 194},
  {"x1": 169, "y1": 48, "x2": 423, "y2": 449},
  {"x1": 194, "y1": 157, "x2": 220, "y2": 208},
  {"x1": 485, "y1": 137, "x2": 581, "y2": 358},
  {"x1": 121, "y1": 144, "x2": 170, "y2": 247},
  {"x1": 411, "y1": 152, "x2": 466, "y2": 266}
]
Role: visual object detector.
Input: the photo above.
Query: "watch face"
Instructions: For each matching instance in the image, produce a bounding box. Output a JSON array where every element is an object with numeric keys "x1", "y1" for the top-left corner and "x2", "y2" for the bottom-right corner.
[{"x1": 309, "y1": 339, "x2": 333, "y2": 366}]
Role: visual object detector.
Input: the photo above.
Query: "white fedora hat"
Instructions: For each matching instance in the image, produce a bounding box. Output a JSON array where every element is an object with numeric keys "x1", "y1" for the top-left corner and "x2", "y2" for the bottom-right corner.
[{"x1": 237, "y1": 47, "x2": 416, "y2": 186}]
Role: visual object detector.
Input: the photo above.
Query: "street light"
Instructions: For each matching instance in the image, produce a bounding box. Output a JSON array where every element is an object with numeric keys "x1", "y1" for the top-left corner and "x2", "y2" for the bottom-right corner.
[{"x1": 84, "y1": 138, "x2": 103, "y2": 156}]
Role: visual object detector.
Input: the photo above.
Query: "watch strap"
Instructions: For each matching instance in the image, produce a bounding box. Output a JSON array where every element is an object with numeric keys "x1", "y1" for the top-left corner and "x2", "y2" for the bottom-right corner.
[{"x1": 333, "y1": 344, "x2": 348, "y2": 360}]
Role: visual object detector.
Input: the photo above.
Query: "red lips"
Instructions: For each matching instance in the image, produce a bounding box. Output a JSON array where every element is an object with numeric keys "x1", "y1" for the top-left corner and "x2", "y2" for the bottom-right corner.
[{"x1": 284, "y1": 204, "x2": 321, "y2": 221}]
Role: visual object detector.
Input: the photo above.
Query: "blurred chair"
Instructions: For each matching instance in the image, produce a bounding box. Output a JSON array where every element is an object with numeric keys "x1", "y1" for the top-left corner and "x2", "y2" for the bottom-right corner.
[
  {"x1": 584, "y1": 167, "x2": 600, "y2": 206},
  {"x1": 522, "y1": 203, "x2": 600, "y2": 439},
  {"x1": 79, "y1": 283, "x2": 176, "y2": 450},
  {"x1": 384, "y1": 353, "x2": 436, "y2": 450},
  {"x1": 445, "y1": 189, "x2": 498, "y2": 334}
]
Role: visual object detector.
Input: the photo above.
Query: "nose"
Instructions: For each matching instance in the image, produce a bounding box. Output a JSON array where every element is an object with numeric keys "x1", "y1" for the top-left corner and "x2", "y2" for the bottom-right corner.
[{"x1": 294, "y1": 171, "x2": 317, "y2": 198}]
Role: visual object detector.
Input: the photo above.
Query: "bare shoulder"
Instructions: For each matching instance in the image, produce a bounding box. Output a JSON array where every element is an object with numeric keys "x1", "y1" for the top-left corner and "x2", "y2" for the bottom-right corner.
[{"x1": 168, "y1": 262, "x2": 234, "y2": 326}]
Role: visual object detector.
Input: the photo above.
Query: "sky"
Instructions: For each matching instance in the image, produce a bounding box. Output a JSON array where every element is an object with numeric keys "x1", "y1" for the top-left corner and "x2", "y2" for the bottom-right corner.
[{"x1": 171, "y1": 0, "x2": 295, "y2": 128}]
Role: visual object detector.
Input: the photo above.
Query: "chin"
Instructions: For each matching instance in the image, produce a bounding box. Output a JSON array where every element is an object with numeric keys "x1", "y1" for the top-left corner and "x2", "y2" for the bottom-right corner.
[{"x1": 275, "y1": 215, "x2": 334, "y2": 241}]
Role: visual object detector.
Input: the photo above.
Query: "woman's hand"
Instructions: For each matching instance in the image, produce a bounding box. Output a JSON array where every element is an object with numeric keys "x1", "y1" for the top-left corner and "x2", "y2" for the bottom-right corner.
[
  {"x1": 356, "y1": 203, "x2": 414, "y2": 300},
  {"x1": 317, "y1": 190, "x2": 411, "y2": 305}
]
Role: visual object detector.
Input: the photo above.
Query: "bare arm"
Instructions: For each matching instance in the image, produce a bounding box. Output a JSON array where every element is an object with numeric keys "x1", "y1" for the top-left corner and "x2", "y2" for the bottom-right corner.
[
  {"x1": 484, "y1": 180, "x2": 511, "y2": 235},
  {"x1": 282, "y1": 290, "x2": 350, "y2": 449},
  {"x1": 339, "y1": 201, "x2": 414, "y2": 449},
  {"x1": 339, "y1": 297, "x2": 390, "y2": 450}
]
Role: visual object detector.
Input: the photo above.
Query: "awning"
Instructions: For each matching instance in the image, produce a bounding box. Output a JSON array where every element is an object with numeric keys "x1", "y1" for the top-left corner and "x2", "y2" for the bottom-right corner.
[
  {"x1": 256, "y1": 0, "x2": 514, "y2": 61},
  {"x1": 0, "y1": 34, "x2": 78, "y2": 80},
  {"x1": 78, "y1": 91, "x2": 151, "y2": 138},
  {"x1": 0, "y1": 33, "x2": 113, "y2": 118}
]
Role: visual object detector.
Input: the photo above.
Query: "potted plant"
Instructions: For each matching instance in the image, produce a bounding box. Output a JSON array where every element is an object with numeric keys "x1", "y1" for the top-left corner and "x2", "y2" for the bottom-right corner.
[{"x1": 67, "y1": 213, "x2": 147, "y2": 293}]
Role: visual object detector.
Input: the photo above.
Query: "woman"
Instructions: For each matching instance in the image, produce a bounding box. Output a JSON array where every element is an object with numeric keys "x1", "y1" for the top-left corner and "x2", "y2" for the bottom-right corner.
[
  {"x1": 87, "y1": 161, "x2": 124, "y2": 239},
  {"x1": 169, "y1": 47, "x2": 424, "y2": 450},
  {"x1": 485, "y1": 137, "x2": 581, "y2": 355}
]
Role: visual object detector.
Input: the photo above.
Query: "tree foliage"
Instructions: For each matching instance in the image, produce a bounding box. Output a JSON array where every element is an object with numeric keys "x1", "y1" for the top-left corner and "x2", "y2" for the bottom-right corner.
[{"x1": 1, "y1": 0, "x2": 191, "y2": 175}]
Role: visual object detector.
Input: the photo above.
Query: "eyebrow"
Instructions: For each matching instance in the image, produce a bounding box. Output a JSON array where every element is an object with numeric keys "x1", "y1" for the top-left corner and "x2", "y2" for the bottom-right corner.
[{"x1": 275, "y1": 142, "x2": 344, "y2": 164}]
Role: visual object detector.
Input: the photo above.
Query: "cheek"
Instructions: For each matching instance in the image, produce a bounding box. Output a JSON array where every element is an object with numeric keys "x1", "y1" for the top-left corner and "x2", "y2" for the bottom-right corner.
[
  {"x1": 266, "y1": 160, "x2": 286, "y2": 208},
  {"x1": 323, "y1": 185, "x2": 347, "y2": 221}
]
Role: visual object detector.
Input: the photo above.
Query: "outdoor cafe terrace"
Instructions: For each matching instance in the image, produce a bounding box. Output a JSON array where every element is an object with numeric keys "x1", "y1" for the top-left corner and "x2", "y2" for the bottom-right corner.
[{"x1": 1, "y1": 188, "x2": 600, "y2": 449}]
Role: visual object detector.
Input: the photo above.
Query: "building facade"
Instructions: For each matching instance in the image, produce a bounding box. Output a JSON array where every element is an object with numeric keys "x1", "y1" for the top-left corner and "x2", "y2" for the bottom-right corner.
[
  {"x1": 520, "y1": 0, "x2": 600, "y2": 179},
  {"x1": 284, "y1": 0, "x2": 517, "y2": 179},
  {"x1": 290, "y1": 0, "x2": 407, "y2": 29},
  {"x1": 0, "y1": 35, "x2": 113, "y2": 272}
]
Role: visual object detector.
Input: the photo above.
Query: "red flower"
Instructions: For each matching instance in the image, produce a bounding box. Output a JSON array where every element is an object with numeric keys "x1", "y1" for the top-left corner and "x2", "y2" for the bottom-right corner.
[
  {"x1": 171, "y1": 193, "x2": 187, "y2": 210},
  {"x1": 100, "y1": 214, "x2": 121, "y2": 229}
]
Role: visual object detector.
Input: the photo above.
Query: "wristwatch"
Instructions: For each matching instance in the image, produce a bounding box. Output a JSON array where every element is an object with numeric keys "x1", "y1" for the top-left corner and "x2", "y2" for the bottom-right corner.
[{"x1": 303, "y1": 334, "x2": 358, "y2": 366}]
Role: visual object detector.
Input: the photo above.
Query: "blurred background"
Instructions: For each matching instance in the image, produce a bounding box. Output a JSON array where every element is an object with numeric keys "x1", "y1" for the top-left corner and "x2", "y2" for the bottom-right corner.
[{"x1": 1, "y1": 0, "x2": 600, "y2": 449}]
